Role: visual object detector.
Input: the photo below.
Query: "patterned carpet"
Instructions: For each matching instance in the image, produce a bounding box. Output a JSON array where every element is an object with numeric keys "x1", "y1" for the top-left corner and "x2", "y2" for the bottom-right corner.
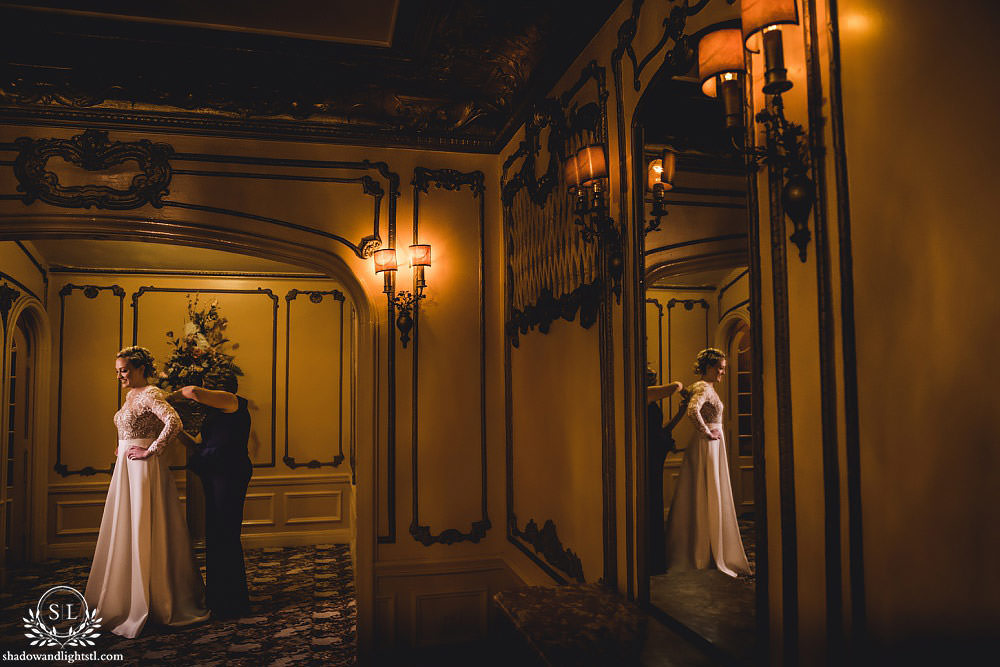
[{"x1": 1, "y1": 544, "x2": 357, "y2": 666}]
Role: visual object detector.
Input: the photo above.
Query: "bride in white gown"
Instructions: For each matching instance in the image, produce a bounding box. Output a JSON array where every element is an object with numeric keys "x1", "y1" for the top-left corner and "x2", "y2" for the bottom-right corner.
[
  {"x1": 664, "y1": 347, "x2": 750, "y2": 578},
  {"x1": 85, "y1": 346, "x2": 209, "y2": 638}
]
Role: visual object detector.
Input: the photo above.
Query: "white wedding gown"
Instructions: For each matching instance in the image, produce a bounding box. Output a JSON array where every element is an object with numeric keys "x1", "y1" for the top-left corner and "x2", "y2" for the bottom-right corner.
[
  {"x1": 85, "y1": 385, "x2": 209, "y2": 637},
  {"x1": 664, "y1": 380, "x2": 750, "y2": 578}
]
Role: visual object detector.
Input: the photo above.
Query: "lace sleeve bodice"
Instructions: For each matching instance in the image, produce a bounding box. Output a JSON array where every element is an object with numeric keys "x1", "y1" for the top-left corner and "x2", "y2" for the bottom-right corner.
[
  {"x1": 113, "y1": 385, "x2": 182, "y2": 456},
  {"x1": 686, "y1": 381, "x2": 724, "y2": 438}
]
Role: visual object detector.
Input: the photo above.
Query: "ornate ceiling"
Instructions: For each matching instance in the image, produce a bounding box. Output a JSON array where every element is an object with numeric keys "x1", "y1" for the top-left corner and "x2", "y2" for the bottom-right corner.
[{"x1": 0, "y1": 1, "x2": 621, "y2": 152}]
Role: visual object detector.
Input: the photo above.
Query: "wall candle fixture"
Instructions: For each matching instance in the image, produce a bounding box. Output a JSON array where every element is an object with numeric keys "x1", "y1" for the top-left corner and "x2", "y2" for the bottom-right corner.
[
  {"x1": 699, "y1": 8, "x2": 816, "y2": 262},
  {"x1": 566, "y1": 142, "x2": 624, "y2": 296},
  {"x1": 374, "y1": 245, "x2": 431, "y2": 348},
  {"x1": 646, "y1": 147, "x2": 676, "y2": 234}
]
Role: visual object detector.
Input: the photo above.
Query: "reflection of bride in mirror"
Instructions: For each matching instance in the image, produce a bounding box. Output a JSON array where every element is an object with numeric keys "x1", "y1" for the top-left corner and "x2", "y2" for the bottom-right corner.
[{"x1": 665, "y1": 348, "x2": 750, "y2": 578}]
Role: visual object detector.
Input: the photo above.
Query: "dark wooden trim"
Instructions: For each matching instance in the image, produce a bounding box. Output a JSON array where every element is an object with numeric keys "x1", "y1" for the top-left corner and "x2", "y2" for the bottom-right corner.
[
  {"x1": 647, "y1": 285, "x2": 716, "y2": 292},
  {"x1": 283, "y1": 288, "x2": 347, "y2": 469},
  {"x1": 828, "y1": 0, "x2": 866, "y2": 647},
  {"x1": 14, "y1": 240, "x2": 45, "y2": 278},
  {"x1": 378, "y1": 190, "x2": 399, "y2": 545},
  {"x1": 659, "y1": 199, "x2": 747, "y2": 210},
  {"x1": 50, "y1": 266, "x2": 328, "y2": 279},
  {"x1": 741, "y1": 55, "x2": 771, "y2": 662},
  {"x1": 718, "y1": 268, "x2": 750, "y2": 302},
  {"x1": 54, "y1": 283, "x2": 124, "y2": 477},
  {"x1": 645, "y1": 250, "x2": 749, "y2": 286},
  {"x1": 0, "y1": 270, "x2": 40, "y2": 304},
  {"x1": 0, "y1": 106, "x2": 497, "y2": 154},
  {"x1": 645, "y1": 234, "x2": 747, "y2": 256},
  {"x1": 719, "y1": 298, "x2": 750, "y2": 324},
  {"x1": 131, "y1": 285, "x2": 279, "y2": 468},
  {"x1": 803, "y1": 0, "x2": 845, "y2": 657},
  {"x1": 409, "y1": 168, "x2": 490, "y2": 546},
  {"x1": 767, "y1": 136, "x2": 800, "y2": 666}
]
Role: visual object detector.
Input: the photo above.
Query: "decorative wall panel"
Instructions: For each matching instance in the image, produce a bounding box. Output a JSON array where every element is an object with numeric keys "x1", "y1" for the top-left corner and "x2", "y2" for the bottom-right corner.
[
  {"x1": 284, "y1": 288, "x2": 349, "y2": 469},
  {"x1": 55, "y1": 283, "x2": 124, "y2": 477},
  {"x1": 132, "y1": 285, "x2": 279, "y2": 468},
  {"x1": 501, "y1": 62, "x2": 609, "y2": 346},
  {"x1": 503, "y1": 62, "x2": 614, "y2": 585},
  {"x1": 409, "y1": 167, "x2": 489, "y2": 546}
]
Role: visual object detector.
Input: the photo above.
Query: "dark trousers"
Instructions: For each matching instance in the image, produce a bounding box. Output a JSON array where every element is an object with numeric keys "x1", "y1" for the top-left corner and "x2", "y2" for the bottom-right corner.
[{"x1": 200, "y1": 467, "x2": 252, "y2": 615}]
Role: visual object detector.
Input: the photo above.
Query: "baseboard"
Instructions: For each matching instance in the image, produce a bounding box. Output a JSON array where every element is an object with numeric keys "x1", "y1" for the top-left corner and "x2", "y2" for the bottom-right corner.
[{"x1": 47, "y1": 542, "x2": 96, "y2": 559}]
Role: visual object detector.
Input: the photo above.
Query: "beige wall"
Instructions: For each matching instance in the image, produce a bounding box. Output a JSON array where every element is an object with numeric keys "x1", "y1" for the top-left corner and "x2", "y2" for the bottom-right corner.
[
  {"x1": 45, "y1": 272, "x2": 356, "y2": 557},
  {"x1": 835, "y1": 0, "x2": 1000, "y2": 649},
  {"x1": 0, "y1": 126, "x2": 512, "y2": 654}
]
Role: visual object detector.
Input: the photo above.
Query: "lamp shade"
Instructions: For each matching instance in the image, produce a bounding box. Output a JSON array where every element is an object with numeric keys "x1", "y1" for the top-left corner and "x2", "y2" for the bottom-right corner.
[
  {"x1": 698, "y1": 27, "x2": 744, "y2": 97},
  {"x1": 742, "y1": 0, "x2": 799, "y2": 46},
  {"x1": 647, "y1": 150, "x2": 676, "y2": 192},
  {"x1": 659, "y1": 149, "x2": 676, "y2": 190},
  {"x1": 564, "y1": 151, "x2": 581, "y2": 188},
  {"x1": 373, "y1": 248, "x2": 397, "y2": 273},
  {"x1": 647, "y1": 159, "x2": 663, "y2": 191},
  {"x1": 576, "y1": 144, "x2": 607, "y2": 185},
  {"x1": 409, "y1": 244, "x2": 431, "y2": 267}
]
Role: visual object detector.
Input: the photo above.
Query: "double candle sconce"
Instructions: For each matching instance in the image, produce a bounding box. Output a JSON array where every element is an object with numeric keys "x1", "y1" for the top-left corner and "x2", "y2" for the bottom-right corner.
[{"x1": 373, "y1": 243, "x2": 431, "y2": 348}]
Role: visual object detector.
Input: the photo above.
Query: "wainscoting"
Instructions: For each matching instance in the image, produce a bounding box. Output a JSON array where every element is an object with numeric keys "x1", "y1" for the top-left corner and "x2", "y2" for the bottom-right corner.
[{"x1": 46, "y1": 472, "x2": 353, "y2": 558}]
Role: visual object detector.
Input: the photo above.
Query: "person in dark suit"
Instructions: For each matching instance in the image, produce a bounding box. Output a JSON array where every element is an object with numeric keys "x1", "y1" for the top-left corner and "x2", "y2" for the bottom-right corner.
[
  {"x1": 646, "y1": 368, "x2": 685, "y2": 575},
  {"x1": 170, "y1": 375, "x2": 253, "y2": 618}
]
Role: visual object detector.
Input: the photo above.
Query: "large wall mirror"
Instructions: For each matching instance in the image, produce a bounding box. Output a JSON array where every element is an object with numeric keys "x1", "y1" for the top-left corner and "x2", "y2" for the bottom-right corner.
[{"x1": 634, "y1": 68, "x2": 763, "y2": 664}]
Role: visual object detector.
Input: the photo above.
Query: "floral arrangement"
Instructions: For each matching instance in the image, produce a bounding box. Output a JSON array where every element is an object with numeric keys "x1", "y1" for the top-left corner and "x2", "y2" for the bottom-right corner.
[{"x1": 158, "y1": 295, "x2": 243, "y2": 431}]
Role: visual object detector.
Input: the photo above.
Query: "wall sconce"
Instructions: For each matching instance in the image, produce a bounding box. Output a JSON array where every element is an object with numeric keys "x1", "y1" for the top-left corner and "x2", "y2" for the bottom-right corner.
[
  {"x1": 698, "y1": 10, "x2": 816, "y2": 263},
  {"x1": 373, "y1": 244, "x2": 431, "y2": 348},
  {"x1": 409, "y1": 243, "x2": 431, "y2": 295},
  {"x1": 646, "y1": 147, "x2": 676, "y2": 234},
  {"x1": 698, "y1": 27, "x2": 745, "y2": 131},
  {"x1": 742, "y1": 0, "x2": 799, "y2": 95},
  {"x1": 565, "y1": 142, "x2": 624, "y2": 296}
]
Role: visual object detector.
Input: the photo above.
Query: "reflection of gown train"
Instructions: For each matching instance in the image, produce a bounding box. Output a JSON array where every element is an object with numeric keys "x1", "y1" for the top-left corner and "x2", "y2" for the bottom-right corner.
[
  {"x1": 664, "y1": 381, "x2": 750, "y2": 578},
  {"x1": 85, "y1": 385, "x2": 209, "y2": 638}
]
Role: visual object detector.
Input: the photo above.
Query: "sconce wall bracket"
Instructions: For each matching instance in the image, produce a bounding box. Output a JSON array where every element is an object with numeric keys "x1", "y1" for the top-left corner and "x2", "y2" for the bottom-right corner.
[
  {"x1": 390, "y1": 290, "x2": 424, "y2": 348},
  {"x1": 749, "y1": 93, "x2": 816, "y2": 262}
]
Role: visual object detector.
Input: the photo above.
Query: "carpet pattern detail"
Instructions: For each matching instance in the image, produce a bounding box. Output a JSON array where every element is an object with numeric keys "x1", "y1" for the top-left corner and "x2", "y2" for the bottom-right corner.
[{"x1": 1, "y1": 544, "x2": 357, "y2": 665}]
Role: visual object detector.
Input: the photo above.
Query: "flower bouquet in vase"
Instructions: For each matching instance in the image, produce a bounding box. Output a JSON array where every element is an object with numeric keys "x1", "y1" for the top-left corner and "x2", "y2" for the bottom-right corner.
[{"x1": 158, "y1": 295, "x2": 244, "y2": 433}]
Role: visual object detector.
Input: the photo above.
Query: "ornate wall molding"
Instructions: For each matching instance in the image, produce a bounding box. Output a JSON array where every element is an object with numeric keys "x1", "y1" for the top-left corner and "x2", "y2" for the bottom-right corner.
[
  {"x1": 54, "y1": 283, "x2": 125, "y2": 477},
  {"x1": 4, "y1": 133, "x2": 397, "y2": 259},
  {"x1": 501, "y1": 61, "x2": 609, "y2": 348},
  {"x1": 827, "y1": 0, "x2": 866, "y2": 643},
  {"x1": 0, "y1": 282, "x2": 19, "y2": 329},
  {"x1": 130, "y1": 286, "x2": 279, "y2": 469},
  {"x1": 510, "y1": 516, "x2": 585, "y2": 584},
  {"x1": 503, "y1": 61, "x2": 617, "y2": 586},
  {"x1": 666, "y1": 298, "x2": 710, "y2": 387},
  {"x1": 13, "y1": 129, "x2": 173, "y2": 210},
  {"x1": 284, "y1": 289, "x2": 348, "y2": 469},
  {"x1": 409, "y1": 167, "x2": 490, "y2": 546}
]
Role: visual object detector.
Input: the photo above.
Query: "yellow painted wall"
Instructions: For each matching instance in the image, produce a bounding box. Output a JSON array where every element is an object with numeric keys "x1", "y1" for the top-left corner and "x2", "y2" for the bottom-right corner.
[
  {"x1": 836, "y1": 0, "x2": 1000, "y2": 648},
  {"x1": 45, "y1": 272, "x2": 356, "y2": 557},
  {"x1": 0, "y1": 124, "x2": 512, "y2": 652}
]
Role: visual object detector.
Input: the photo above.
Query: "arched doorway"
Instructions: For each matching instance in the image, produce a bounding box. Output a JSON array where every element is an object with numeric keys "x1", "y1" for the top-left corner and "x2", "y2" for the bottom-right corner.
[
  {"x1": 0, "y1": 218, "x2": 380, "y2": 652},
  {"x1": 4, "y1": 316, "x2": 32, "y2": 565}
]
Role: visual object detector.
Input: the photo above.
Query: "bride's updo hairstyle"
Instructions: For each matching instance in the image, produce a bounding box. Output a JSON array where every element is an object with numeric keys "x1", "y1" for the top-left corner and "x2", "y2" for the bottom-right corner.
[
  {"x1": 116, "y1": 346, "x2": 156, "y2": 378},
  {"x1": 693, "y1": 348, "x2": 726, "y2": 376}
]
